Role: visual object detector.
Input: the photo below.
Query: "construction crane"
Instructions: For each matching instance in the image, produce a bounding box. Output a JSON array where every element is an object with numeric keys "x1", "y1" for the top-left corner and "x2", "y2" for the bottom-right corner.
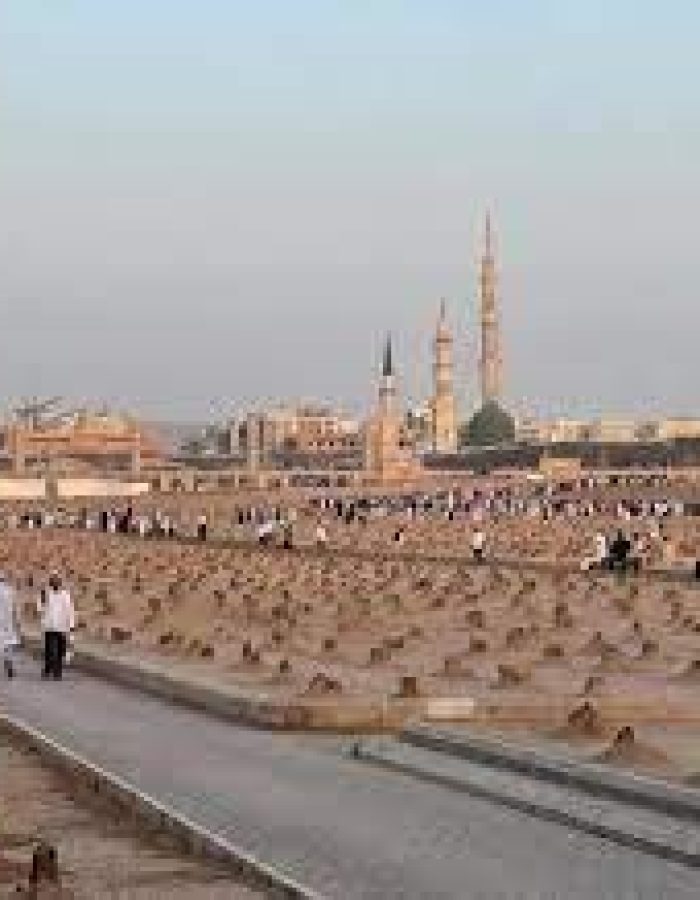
[{"x1": 13, "y1": 396, "x2": 63, "y2": 430}]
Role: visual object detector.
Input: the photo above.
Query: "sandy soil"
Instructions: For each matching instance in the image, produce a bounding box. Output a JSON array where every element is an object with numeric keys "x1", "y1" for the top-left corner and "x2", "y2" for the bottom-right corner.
[
  {"x1": 5, "y1": 472, "x2": 699, "y2": 565},
  {"x1": 1, "y1": 478, "x2": 698, "y2": 781},
  {"x1": 0, "y1": 736, "x2": 264, "y2": 898}
]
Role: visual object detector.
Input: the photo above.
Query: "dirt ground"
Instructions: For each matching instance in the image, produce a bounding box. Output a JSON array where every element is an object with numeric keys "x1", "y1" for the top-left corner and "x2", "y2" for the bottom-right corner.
[
  {"x1": 1, "y1": 476, "x2": 698, "y2": 781},
  {"x1": 0, "y1": 736, "x2": 264, "y2": 898},
  {"x1": 4, "y1": 472, "x2": 699, "y2": 564}
]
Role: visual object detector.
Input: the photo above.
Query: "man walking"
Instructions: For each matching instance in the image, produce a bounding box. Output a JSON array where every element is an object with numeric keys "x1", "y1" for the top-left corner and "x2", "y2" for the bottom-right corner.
[
  {"x1": 471, "y1": 527, "x2": 486, "y2": 563},
  {"x1": 0, "y1": 572, "x2": 19, "y2": 679},
  {"x1": 315, "y1": 521, "x2": 328, "y2": 548},
  {"x1": 42, "y1": 573, "x2": 74, "y2": 680},
  {"x1": 594, "y1": 531, "x2": 608, "y2": 569}
]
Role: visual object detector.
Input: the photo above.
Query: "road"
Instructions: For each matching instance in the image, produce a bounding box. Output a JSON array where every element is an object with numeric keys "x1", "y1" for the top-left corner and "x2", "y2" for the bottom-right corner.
[{"x1": 2, "y1": 657, "x2": 697, "y2": 899}]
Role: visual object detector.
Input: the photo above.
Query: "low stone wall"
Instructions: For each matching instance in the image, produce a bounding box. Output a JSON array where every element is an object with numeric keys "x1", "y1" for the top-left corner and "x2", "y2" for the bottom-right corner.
[
  {"x1": 426, "y1": 438, "x2": 700, "y2": 472},
  {"x1": 56, "y1": 479, "x2": 150, "y2": 499},
  {"x1": 22, "y1": 635, "x2": 475, "y2": 732},
  {"x1": 0, "y1": 478, "x2": 151, "y2": 500},
  {"x1": 0, "y1": 479, "x2": 46, "y2": 500}
]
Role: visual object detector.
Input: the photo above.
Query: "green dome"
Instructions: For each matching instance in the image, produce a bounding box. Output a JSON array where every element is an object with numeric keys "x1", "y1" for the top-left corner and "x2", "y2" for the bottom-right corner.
[{"x1": 463, "y1": 401, "x2": 515, "y2": 447}]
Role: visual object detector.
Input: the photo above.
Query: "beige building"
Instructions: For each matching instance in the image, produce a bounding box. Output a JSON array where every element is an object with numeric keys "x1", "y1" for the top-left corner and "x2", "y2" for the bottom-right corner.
[
  {"x1": 581, "y1": 419, "x2": 638, "y2": 444},
  {"x1": 2, "y1": 410, "x2": 160, "y2": 475},
  {"x1": 516, "y1": 418, "x2": 587, "y2": 444},
  {"x1": 230, "y1": 404, "x2": 361, "y2": 470},
  {"x1": 656, "y1": 418, "x2": 700, "y2": 440},
  {"x1": 514, "y1": 418, "x2": 548, "y2": 444},
  {"x1": 551, "y1": 419, "x2": 589, "y2": 442},
  {"x1": 262, "y1": 404, "x2": 359, "y2": 455},
  {"x1": 516, "y1": 415, "x2": 700, "y2": 445},
  {"x1": 538, "y1": 456, "x2": 582, "y2": 478}
]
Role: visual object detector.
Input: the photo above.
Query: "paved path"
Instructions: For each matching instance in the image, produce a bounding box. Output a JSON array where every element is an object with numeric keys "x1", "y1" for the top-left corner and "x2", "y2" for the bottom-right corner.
[{"x1": 2, "y1": 658, "x2": 698, "y2": 899}]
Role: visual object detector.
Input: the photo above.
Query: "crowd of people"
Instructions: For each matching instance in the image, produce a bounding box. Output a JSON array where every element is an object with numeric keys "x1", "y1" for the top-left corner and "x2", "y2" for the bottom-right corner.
[
  {"x1": 311, "y1": 480, "x2": 698, "y2": 573},
  {"x1": 310, "y1": 481, "x2": 699, "y2": 526},
  {"x1": 1, "y1": 507, "x2": 191, "y2": 539},
  {"x1": 0, "y1": 478, "x2": 697, "y2": 566},
  {"x1": 1, "y1": 472, "x2": 697, "y2": 541}
]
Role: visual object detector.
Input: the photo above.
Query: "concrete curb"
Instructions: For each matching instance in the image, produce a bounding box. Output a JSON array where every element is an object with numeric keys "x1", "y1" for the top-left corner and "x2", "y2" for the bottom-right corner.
[
  {"x1": 402, "y1": 725, "x2": 700, "y2": 823},
  {"x1": 22, "y1": 637, "x2": 466, "y2": 732},
  {"x1": 22, "y1": 637, "x2": 363, "y2": 730},
  {"x1": 0, "y1": 712, "x2": 323, "y2": 900},
  {"x1": 353, "y1": 741, "x2": 700, "y2": 870}
]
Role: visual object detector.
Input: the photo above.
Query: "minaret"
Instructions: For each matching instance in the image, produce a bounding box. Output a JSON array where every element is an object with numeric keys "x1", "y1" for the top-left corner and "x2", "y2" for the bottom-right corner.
[
  {"x1": 378, "y1": 332, "x2": 396, "y2": 417},
  {"x1": 365, "y1": 332, "x2": 400, "y2": 477},
  {"x1": 479, "y1": 211, "x2": 502, "y2": 406},
  {"x1": 364, "y1": 331, "x2": 421, "y2": 482},
  {"x1": 431, "y1": 299, "x2": 457, "y2": 453}
]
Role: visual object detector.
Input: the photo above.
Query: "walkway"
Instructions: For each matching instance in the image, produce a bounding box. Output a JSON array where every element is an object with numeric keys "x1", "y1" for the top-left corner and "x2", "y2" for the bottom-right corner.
[{"x1": 2, "y1": 658, "x2": 697, "y2": 899}]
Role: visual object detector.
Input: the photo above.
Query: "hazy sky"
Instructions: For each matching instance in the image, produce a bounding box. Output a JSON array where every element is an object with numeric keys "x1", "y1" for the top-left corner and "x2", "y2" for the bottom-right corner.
[{"x1": 2, "y1": 1, "x2": 698, "y2": 422}]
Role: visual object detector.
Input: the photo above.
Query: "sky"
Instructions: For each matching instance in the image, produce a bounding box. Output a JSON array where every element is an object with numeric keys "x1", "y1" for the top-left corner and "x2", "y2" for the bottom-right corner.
[{"x1": 1, "y1": 1, "x2": 698, "y2": 422}]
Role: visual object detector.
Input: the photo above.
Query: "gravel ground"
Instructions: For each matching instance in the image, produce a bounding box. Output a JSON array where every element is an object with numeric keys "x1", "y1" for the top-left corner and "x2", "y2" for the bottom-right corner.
[{"x1": 0, "y1": 736, "x2": 265, "y2": 899}]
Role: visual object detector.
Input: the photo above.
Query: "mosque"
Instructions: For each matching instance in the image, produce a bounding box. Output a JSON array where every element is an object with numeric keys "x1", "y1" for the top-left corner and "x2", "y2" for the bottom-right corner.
[
  {"x1": 363, "y1": 212, "x2": 507, "y2": 482},
  {"x1": 217, "y1": 213, "x2": 506, "y2": 483}
]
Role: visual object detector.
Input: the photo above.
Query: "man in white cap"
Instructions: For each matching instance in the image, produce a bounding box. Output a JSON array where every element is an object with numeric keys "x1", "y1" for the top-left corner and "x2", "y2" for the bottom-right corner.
[{"x1": 0, "y1": 571, "x2": 19, "y2": 679}]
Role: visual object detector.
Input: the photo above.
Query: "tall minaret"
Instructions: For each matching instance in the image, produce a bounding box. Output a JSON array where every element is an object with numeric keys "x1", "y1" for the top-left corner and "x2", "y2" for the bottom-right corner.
[
  {"x1": 432, "y1": 299, "x2": 457, "y2": 453},
  {"x1": 479, "y1": 211, "x2": 503, "y2": 406},
  {"x1": 378, "y1": 332, "x2": 396, "y2": 417}
]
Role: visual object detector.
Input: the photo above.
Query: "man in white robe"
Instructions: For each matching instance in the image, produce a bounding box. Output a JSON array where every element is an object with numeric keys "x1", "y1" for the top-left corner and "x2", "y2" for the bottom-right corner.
[{"x1": 0, "y1": 572, "x2": 19, "y2": 679}]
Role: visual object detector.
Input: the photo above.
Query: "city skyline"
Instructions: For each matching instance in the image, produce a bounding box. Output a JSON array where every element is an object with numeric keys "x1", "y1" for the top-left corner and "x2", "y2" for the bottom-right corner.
[{"x1": 2, "y1": 1, "x2": 698, "y2": 421}]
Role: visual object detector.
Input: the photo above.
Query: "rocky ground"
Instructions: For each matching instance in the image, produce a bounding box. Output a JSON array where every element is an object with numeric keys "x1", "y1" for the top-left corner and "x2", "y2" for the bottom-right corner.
[{"x1": 0, "y1": 735, "x2": 264, "y2": 898}]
